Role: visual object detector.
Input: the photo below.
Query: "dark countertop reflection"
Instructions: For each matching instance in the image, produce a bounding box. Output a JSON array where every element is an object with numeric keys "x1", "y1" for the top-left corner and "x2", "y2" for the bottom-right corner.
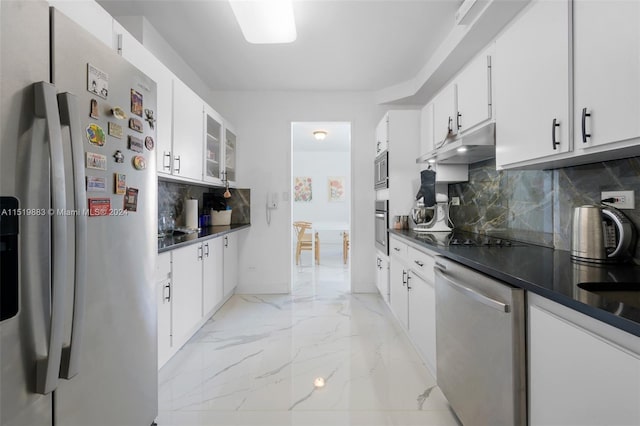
[
  {"x1": 158, "y1": 224, "x2": 250, "y2": 253},
  {"x1": 390, "y1": 229, "x2": 640, "y2": 337}
]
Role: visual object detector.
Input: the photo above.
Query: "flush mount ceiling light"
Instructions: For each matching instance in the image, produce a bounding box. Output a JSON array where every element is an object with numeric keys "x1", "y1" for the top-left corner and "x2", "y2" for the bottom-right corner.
[
  {"x1": 313, "y1": 377, "x2": 325, "y2": 388},
  {"x1": 313, "y1": 130, "x2": 328, "y2": 141},
  {"x1": 229, "y1": 0, "x2": 297, "y2": 44}
]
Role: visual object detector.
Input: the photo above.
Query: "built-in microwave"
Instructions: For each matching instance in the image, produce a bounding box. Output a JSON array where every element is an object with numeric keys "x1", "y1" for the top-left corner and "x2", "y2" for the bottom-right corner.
[
  {"x1": 374, "y1": 151, "x2": 388, "y2": 190},
  {"x1": 375, "y1": 200, "x2": 389, "y2": 254}
]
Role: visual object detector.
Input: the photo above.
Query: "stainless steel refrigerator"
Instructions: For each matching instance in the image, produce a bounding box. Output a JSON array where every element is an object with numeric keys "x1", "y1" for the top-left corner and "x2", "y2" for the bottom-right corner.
[{"x1": 1, "y1": 2, "x2": 158, "y2": 425}]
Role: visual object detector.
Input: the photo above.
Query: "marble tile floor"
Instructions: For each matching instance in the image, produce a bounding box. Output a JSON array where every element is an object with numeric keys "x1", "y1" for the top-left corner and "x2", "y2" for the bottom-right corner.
[{"x1": 157, "y1": 247, "x2": 460, "y2": 426}]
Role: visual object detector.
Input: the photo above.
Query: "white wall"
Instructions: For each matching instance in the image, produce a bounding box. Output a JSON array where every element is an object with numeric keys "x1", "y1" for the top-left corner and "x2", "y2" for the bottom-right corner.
[
  {"x1": 292, "y1": 152, "x2": 350, "y2": 244},
  {"x1": 210, "y1": 91, "x2": 383, "y2": 294}
]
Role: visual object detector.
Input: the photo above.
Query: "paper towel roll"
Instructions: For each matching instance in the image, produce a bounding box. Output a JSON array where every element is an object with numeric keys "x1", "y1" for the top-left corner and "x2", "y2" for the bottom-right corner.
[{"x1": 185, "y1": 199, "x2": 198, "y2": 229}]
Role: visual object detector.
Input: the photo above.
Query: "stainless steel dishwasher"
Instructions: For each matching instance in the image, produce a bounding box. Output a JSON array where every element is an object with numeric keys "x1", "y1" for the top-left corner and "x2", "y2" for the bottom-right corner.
[{"x1": 434, "y1": 256, "x2": 526, "y2": 426}]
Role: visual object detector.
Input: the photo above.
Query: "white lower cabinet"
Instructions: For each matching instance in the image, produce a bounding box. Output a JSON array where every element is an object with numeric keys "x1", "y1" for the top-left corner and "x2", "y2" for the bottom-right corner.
[
  {"x1": 407, "y1": 271, "x2": 437, "y2": 377},
  {"x1": 171, "y1": 243, "x2": 204, "y2": 351},
  {"x1": 528, "y1": 294, "x2": 640, "y2": 426},
  {"x1": 202, "y1": 238, "x2": 224, "y2": 318},
  {"x1": 375, "y1": 252, "x2": 390, "y2": 304},
  {"x1": 156, "y1": 252, "x2": 172, "y2": 369},
  {"x1": 388, "y1": 236, "x2": 437, "y2": 377},
  {"x1": 223, "y1": 233, "x2": 239, "y2": 297},
  {"x1": 389, "y1": 255, "x2": 409, "y2": 330},
  {"x1": 157, "y1": 232, "x2": 242, "y2": 369}
]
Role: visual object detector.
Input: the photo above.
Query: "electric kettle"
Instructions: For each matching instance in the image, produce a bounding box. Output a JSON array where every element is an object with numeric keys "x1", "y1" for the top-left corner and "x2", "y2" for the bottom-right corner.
[{"x1": 571, "y1": 205, "x2": 636, "y2": 263}]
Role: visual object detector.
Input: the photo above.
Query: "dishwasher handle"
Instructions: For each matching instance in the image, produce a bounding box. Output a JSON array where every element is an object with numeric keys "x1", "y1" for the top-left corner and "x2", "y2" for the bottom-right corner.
[{"x1": 436, "y1": 266, "x2": 510, "y2": 313}]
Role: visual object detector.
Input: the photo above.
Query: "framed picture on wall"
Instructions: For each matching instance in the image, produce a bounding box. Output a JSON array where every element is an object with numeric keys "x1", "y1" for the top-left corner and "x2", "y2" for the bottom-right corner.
[
  {"x1": 328, "y1": 177, "x2": 345, "y2": 202},
  {"x1": 294, "y1": 176, "x2": 312, "y2": 202}
]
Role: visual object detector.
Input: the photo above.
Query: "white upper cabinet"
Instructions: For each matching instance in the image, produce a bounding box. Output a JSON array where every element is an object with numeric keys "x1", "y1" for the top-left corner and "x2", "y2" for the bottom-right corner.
[
  {"x1": 573, "y1": 0, "x2": 640, "y2": 150},
  {"x1": 172, "y1": 78, "x2": 204, "y2": 181},
  {"x1": 495, "y1": 0, "x2": 640, "y2": 169},
  {"x1": 494, "y1": 0, "x2": 570, "y2": 168},
  {"x1": 432, "y1": 84, "x2": 457, "y2": 146},
  {"x1": 376, "y1": 114, "x2": 389, "y2": 155},
  {"x1": 203, "y1": 105, "x2": 224, "y2": 184},
  {"x1": 115, "y1": 23, "x2": 174, "y2": 175},
  {"x1": 420, "y1": 102, "x2": 435, "y2": 155},
  {"x1": 224, "y1": 123, "x2": 237, "y2": 186},
  {"x1": 455, "y1": 49, "x2": 492, "y2": 134}
]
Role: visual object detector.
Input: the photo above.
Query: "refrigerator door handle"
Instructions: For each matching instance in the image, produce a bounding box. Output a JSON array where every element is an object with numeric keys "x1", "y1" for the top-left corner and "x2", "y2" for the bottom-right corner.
[
  {"x1": 33, "y1": 82, "x2": 69, "y2": 394},
  {"x1": 57, "y1": 92, "x2": 87, "y2": 380}
]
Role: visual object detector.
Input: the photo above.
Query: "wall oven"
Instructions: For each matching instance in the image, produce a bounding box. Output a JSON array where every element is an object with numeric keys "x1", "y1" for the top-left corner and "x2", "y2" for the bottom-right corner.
[
  {"x1": 374, "y1": 151, "x2": 388, "y2": 190},
  {"x1": 375, "y1": 200, "x2": 389, "y2": 254}
]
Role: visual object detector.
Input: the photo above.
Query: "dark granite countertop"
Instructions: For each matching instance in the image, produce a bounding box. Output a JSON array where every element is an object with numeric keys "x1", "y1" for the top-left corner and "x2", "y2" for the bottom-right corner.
[
  {"x1": 158, "y1": 224, "x2": 250, "y2": 253},
  {"x1": 389, "y1": 229, "x2": 640, "y2": 338}
]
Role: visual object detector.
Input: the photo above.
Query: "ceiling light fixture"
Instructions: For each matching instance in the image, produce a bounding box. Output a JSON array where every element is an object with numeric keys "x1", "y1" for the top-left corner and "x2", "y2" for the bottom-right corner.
[
  {"x1": 313, "y1": 377, "x2": 325, "y2": 388},
  {"x1": 313, "y1": 130, "x2": 328, "y2": 141},
  {"x1": 456, "y1": 146, "x2": 468, "y2": 153},
  {"x1": 229, "y1": 0, "x2": 297, "y2": 44}
]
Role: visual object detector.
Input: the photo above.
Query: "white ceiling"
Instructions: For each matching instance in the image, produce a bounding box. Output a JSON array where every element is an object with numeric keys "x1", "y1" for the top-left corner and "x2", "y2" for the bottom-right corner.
[
  {"x1": 292, "y1": 122, "x2": 351, "y2": 152},
  {"x1": 97, "y1": 0, "x2": 460, "y2": 92}
]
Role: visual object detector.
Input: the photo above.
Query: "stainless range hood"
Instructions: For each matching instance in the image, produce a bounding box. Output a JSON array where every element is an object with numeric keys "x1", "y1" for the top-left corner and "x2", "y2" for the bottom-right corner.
[{"x1": 417, "y1": 122, "x2": 495, "y2": 165}]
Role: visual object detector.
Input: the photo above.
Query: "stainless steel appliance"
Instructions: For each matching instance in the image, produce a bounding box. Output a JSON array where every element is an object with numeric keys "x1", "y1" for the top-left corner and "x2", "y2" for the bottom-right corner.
[
  {"x1": 375, "y1": 200, "x2": 389, "y2": 254},
  {"x1": 1, "y1": 3, "x2": 157, "y2": 425},
  {"x1": 434, "y1": 256, "x2": 526, "y2": 426},
  {"x1": 374, "y1": 150, "x2": 388, "y2": 190},
  {"x1": 571, "y1": 205, "x2": 636, "y2": 263},
  {"x1": 412, "y1": 193, "x2": 451, "y2": 232}
]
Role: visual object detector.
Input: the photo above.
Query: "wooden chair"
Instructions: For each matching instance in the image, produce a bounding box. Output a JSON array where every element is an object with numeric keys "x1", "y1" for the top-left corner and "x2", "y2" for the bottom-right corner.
[
  {"x1": 293, "y1": 221, "x2": 319, "y2": 265},
  {"x1": 342, "y1": 232, "x2": 350, "y2": 264}
]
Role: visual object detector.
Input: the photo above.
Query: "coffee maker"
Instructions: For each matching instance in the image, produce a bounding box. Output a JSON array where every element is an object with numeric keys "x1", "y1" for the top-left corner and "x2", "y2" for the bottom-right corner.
[{"x1": 411, "y1": 169, "x2": 452, "y2": 232}]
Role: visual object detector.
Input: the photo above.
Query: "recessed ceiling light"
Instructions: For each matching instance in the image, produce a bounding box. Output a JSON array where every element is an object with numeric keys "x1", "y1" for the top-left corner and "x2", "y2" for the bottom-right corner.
[
  {"x1": 229, "y1": 0, "x2": 297, "y2": 44},
  {"x1": 313, "y1": 377, "x2": 325, "y2": 388},
  {"x1": 313, "y1": 130, "x2": 328, "y2": 141}
]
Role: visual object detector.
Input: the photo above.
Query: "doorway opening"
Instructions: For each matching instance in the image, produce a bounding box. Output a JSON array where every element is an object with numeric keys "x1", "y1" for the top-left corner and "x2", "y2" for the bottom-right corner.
[{"x1": 290, "y1": 122, "x2": 351, "y2": 296}]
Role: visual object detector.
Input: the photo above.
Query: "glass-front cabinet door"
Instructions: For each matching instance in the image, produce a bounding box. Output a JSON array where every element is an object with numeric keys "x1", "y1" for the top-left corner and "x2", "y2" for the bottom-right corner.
[
  {"x1": 204, "y1": 106, "x2": 223, "y2": 183},
  {"x1": 224, "y1": 124, "x2": 237, "y2": 186}
]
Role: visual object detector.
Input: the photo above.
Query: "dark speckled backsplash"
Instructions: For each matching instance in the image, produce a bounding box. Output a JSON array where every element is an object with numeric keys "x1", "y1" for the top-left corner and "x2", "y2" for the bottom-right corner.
[
  {"x1": 449, "y1": 157, "x2": 640, "y2": 259},
  {"x1": 158, "y1": 179, "x2": 250, "y2": 226}
]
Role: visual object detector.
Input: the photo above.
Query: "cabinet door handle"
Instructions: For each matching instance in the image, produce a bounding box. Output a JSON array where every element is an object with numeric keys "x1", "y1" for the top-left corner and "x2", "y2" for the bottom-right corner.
[
  {"x1": 204, "y1": 243, "x2": 210, "y2": 257},
  {"x1": 164, "y1": 283, "x2": 171, "y2": 302},
  {"x1": 414, "y1": 260, "x2": 424, "y2": 267},
  {"x1": 224, "y1": 236, "x2": 228, "y2": 248},
  {"x1": 447, "y1": 116, "x2": 453, "y2": 133},
  {"x1": 402, "y1": 270, "x2": 407, "y2": 286},
  {"x1": 198, "y1": 245, "x2": 203, "y2": 260},
  {"x1": 581, "y1": 107, "x2": 591, "y2": 143},
  {"x1": 456, "y1": 112, "x2": 462, "y2": 130},
  {"x1": 393, "y1": 247, "x2": 401, "y2": 252},
  {"x1": 551, "y1": 118, "x2": 560, "y2": 150},
  {"x1": 174, "y1": 155, "x2": 181, "y2": 173},
  {"x1": 163, "y1": 151, "x2": 172, "y2": 171},
  {"x1": 406, "y1": 273, "x2": 412, "y2": 290}
]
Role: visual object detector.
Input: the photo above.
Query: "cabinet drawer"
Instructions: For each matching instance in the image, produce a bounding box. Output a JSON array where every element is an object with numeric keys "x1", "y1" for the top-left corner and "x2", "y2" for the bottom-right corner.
[
  {"x1": 408, "y1": 246, "x2": 434, "y2": 282},
  {"x1": 390, "y1": 237, "x2": 408, "y2": 257}
]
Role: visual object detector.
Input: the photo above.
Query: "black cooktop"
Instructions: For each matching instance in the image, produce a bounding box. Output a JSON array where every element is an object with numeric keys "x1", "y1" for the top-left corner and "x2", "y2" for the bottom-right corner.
[{"x1": 412, "y1": 231, "x2": 525, "y2": 247}]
